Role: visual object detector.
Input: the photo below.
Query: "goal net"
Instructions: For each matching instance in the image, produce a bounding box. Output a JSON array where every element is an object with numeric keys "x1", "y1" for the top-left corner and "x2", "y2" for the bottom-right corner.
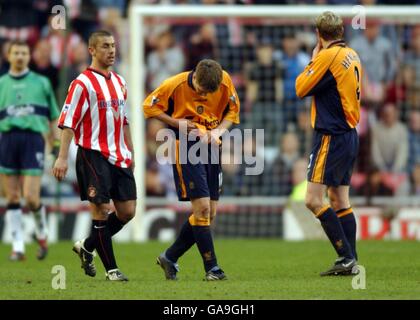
[{"x1": 128, "y1": 4, "x2": 420, "y2": 241}]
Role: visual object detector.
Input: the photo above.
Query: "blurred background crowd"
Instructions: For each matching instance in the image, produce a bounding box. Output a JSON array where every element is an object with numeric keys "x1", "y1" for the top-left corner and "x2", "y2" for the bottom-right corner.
[{"x1": 0, "y1": 0, "x2": 419, "y2": 203}]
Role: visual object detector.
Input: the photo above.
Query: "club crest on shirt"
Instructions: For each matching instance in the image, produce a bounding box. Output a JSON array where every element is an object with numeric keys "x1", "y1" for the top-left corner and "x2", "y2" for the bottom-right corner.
[
  {"x1": 306, "y1": 69, "x2": 314, "y2": 76},
  {"x1": 196, "y1": 105, "x2": 204, "y2": 114},
  {"x1": 87, "y1": 186, "x2": 97, "y2": 198}
]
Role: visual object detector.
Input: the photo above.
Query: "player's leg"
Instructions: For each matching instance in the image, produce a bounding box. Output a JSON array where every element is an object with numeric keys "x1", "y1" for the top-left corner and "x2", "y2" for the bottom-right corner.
[
  {"x1": 72, "y1": 147, "x2": 115, "y2": 279},
  {"x1": 109, "y1": 199, "x2": 136, "y2": 236},
  {"x1": 328, "y1": 130, "x2": 359, "y2": 262},
  {"x1": 210, "y1": 200, "x2": 217, "y2": 224},
  {"x1": 306, "y1": 181, "x2": 355, "y2": 276},
  {"x1": 1, "y1": 174, "x2": 25, "y2": 260},
  {"x1": 329, "y1": 186, "x2": 358, "y2": 261},
  {"x1": 0, "y1": 131, "x2": 25, "y2": 260},
  {"x1": 162, "y1": 212, "x2": 196, "y2": 271},
  {"x1": 305, "y1": 181, "x2": 352, "y2": 258},
  {"x1": 107, "y1": 165, "x2": 137, "y2": 237},
  {"x1": 85, "y1": 202, "x2": 128, "y2": 281},
  {"x1": 21, "y1": 131, "x2": 48, "y2": 259},
  {"x1": 157, "y1": 140, "x2": 199, "y2": 280},
  {"x1": 306, "y1": 131, "x2": 356, "y2": 275},
  {"x1": 204, "y1": 199, "x2": 226, "y2": 280},
  {"x1": 23, "y1": 175, "x2": 48, "y2": 260},
  {"x1": 190, "y1": 196, "x2": 226, "y2": 280}
]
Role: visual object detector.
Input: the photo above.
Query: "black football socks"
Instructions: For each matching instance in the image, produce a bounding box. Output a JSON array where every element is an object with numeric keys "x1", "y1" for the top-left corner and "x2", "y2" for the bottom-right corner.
[
  {"x1": 192, "y1": 225, "x2": 218, "y2": 272},
  {"x1": 337, "y1": 208, "x2": 358, "y2": 260},
  {"x1": 165, "y1": 219, "x2": 196, "y2": 263},
  {"x1": 84, "y1": 220, "x2": 118, "y2": 271},
  {"x1": 107, "y1": 212, "x2": 126, "y2": 237},
  {"x1": 317, "y1": 207, "x2": 354, "y2": 259}
]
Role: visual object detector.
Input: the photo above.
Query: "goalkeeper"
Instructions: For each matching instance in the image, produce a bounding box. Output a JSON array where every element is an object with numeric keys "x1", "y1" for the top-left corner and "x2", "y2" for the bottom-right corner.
[{"x1": 0, "y1": 41, "x2": 60, "y2": 261}]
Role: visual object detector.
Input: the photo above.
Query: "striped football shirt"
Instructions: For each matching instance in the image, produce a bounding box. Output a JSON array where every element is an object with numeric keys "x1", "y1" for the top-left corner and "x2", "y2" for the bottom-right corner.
[{"x1": 58, "y1": 67, "x2": 131, "y2": 168}]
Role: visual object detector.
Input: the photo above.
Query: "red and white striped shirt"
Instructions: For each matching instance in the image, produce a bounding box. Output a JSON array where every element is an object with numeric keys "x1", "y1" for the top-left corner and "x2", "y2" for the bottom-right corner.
[{"x1": 58, "y1": 67, "x2": 132, "y2": 168}]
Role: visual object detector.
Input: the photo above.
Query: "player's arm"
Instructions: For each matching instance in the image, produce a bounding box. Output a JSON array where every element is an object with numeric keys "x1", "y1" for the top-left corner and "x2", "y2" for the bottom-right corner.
[
  {"x1": 295, "y1": 46, "x2": 331, "y2": 98},
  {"x1": 53, "y1": 81, "x2": 89, "y2": 181},
  {"x1": 143, "y1": 81, "x2": 197, "y2": 133},
  {"x1": 153, "y1": 113, "x2": 197, "y2": 134},
  {"x1": 52, "y1": 128, "x2": 74, "y2": 181},
  {"x1": 49, "y1": 119, "x2": 61, "y2": 158},
  {"x1": 123, "y1": 124, "x2": 135, "y2": 171},
  {"x1": 44, "y1": 78, "x2": 61, "y2": 157}
]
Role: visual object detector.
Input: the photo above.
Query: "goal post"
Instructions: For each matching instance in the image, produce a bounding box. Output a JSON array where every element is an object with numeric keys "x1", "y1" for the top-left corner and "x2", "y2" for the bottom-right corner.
[{"x1": 128, "y1": 4, "x2": 420, "y2": 242}]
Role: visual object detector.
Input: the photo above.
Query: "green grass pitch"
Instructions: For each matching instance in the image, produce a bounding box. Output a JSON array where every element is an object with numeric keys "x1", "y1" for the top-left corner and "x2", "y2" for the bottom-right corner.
[{"x1": 0, "y1": 240, "x2": 419, "y2": 300}]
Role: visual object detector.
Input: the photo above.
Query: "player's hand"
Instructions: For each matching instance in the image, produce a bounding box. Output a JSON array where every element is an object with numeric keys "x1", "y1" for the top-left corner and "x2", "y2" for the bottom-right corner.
[
  {"x1": 203, "y1": 130, "x2": 221, "y2": 145},
  {"x1": 53, "y1": 157, "x2": 68, "y2": 181},
  {"x1": 177, "y1": 119, "x2": 197, "y2": 135},
  {"x1": 312, "y1": 41, "x2": 322, "y2": 60}
]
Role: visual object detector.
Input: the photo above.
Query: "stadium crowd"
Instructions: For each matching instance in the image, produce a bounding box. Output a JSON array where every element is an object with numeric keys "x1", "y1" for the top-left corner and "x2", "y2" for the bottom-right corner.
[{"x1": 0, "y1": 0, "x2": 419, "y2": 201}]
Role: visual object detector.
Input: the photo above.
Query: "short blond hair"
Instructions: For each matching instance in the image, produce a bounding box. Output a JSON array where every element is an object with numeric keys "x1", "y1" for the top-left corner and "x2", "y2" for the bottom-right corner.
[{"x1": 316, "y1": 11, "x2": 344, "y2": 41}]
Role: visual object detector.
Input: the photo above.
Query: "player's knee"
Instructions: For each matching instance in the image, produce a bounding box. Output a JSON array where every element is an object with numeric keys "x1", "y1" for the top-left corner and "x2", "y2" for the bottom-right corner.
[
  {"x1": 305, "y1": 195, "x2": 323, "y2": 214},
  {"x1": 191, "y1": 205, "x2": 211, "y2": 226},
  {"x1": 24, "y1": 196, "x2": 40, "y2": 211},
  {"x1": 7, "y1": 193, "x2": 20, "y2": 204},
  {"x1": 118, "y1": 210, "x2": 135, "y2": 223},
  {"x1": 94, "y1": 208, "x2": 109, "y2": 220}
]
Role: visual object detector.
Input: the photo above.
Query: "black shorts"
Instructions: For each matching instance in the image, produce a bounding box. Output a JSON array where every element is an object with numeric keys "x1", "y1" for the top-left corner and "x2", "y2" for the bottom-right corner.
[
  {"x1": 0, "y1": 129, "x2": 45, "y2": 176},
  {"x1": 76, "y1": 147, "x2": 137, "y2": 204},
  {"x1": 307, "y1": 129, "x2": 359, "y2": 187}
]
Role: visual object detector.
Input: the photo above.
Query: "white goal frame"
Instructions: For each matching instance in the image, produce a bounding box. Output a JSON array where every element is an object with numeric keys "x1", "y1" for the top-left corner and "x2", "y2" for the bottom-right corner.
[{"x1": 128, "y1": 4, "x2": 420, "y2": 241}]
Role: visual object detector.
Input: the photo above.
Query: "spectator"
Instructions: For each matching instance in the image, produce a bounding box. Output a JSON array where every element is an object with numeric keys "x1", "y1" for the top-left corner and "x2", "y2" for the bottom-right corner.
[
  {"x1": 0, "y1": 42, "x2": 10, "y2": 75},
  {"x1": 352, "y1": 166, "x2": 394, "y2": 197},
  {"x1": 245, "y1": 38, "x2": 283, "y2": 145},
  {"x1": 185, "y1": 23, "x2": 217, "y2": 71},
  {"x1": 44, "y1": 16, "x2": 83, "y2": 69},
  {"x1": 289, "y1": 158, "x2": 309, "y2": 202},
  {"x1": 262, "y1": 132, "x2": 300, "y2": 196},
  {"x1": 66, "y1": 41, "x2": 90, "y2": 88},
  {"x1": 408, "y1": 109, "x2": 420, "y2": 175},
  {"x1": 145, "y1": 119, "x2": 174, "y2": 197},
  {"x1": 411, "y1": 163, "x2": 420, "y2": 195},
  {"x1": 31, "y1": 39, "x2": 59, "y2": 92},
  {"x1": 64, "y1": 0, "x2": 99, "y2": 42},
  {"x1": 146, "y1": 29, "x2": 185, "y2": 91},
  {"x1": 295, "y1": 106, "x2": 312, "y2": 157},
  {"x1": 371, "y1": 103, "x2": 410, "y2": 195},
  {"x1": 274, "y1": 30, "x2": 310, "y2": 102},
  {"x1": 403, "y1": 25, "x2": 420, "y2": 110},
  {"x1": 371, "y1": 103, "x2": 409, "y2": 173},
  {"x1": 0, "y1": 0, "x2": 41, "y2": 47},
  {"x1": 350, "y1": 20, "x2": 397, "y2": 107}
]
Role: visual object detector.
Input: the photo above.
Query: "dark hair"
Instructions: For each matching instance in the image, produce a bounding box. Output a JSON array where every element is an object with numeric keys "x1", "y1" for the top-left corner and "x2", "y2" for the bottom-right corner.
[
  {"x1": 316, "y1": 11, "x2": 344, "y2": 41},
  {"x1": 195, "y1": 59, "x2": 223, "y2": 93},
  {"x1": 7, "y1": 40, "x2": 30, "y2": 54},
  {"x1": 88, "y1": 30, "x2": 113, "y2": 48}
]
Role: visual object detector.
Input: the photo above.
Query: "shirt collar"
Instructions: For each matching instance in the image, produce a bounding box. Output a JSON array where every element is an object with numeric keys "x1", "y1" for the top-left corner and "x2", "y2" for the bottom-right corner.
[{"x1": 87, "y1": 67, "x2": 112, "y2": 80}]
